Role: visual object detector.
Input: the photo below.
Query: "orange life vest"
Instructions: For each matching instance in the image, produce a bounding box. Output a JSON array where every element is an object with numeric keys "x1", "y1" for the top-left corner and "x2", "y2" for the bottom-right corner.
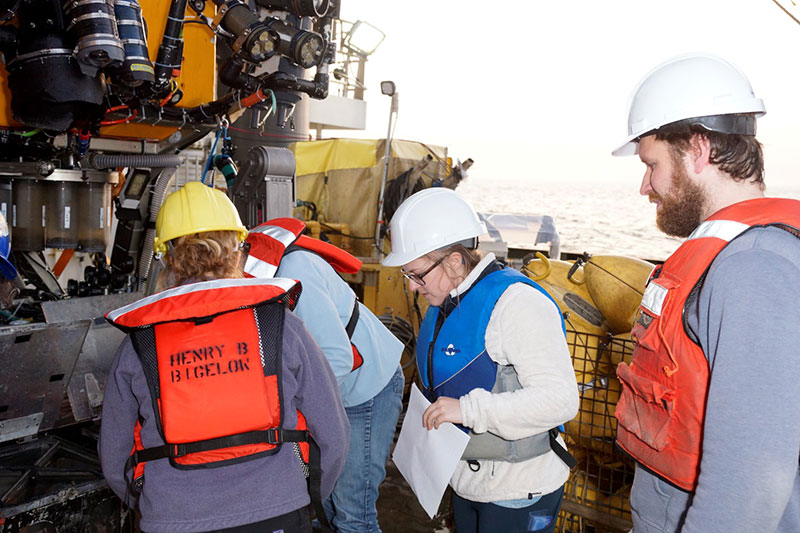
[
  {"x1": 244, "y1": 218, "x2": 365, "y2": 371},
  {"x1": 615, "y1": 197, "x2": 800, "y2": 491},
  {"x1": 105, "y1": 278, "x2": 310, "y2": 476}
]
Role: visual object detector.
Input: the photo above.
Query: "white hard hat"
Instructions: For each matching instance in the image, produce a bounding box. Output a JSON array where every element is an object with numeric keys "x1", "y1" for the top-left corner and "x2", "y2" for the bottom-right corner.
[
  {"x1": 613, "y1": 53, "x2": 765, "y2": 156},
  {"x1": 382, "y1": 188, "x2": 486, "y2": 267}
]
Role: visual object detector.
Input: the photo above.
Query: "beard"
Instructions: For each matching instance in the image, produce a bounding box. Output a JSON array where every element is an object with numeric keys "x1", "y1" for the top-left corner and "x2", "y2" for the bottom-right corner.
[{"x1": 651, "y1": 161, "x2": 708, "y2": 238}]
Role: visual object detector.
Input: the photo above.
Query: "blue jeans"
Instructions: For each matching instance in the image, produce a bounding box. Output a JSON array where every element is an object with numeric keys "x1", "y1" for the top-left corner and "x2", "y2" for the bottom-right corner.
[{"x1": 323, "y1": 366, "x2": 404, "y2": 533}]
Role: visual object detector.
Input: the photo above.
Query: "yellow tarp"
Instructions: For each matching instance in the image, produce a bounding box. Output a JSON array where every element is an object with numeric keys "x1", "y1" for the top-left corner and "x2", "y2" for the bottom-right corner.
[
  {"x1": 291, "y1": 138, "x2": 448, "y2": 176},
  {"x1": 292, "y1": 139, "x2": 378, "y2": 176},
  {"x1": 289, "y1": 138, "x2": 450, "y2": 257}
]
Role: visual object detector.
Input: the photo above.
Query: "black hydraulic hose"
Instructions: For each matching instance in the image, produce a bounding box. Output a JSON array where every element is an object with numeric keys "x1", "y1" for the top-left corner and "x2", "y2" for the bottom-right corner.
[
  {"x1": 117, "y1": 91, "x2": 238, "y2": 128},
  {"x1": 219, "y1": 55, "x2": 260, "y2": 92},
  {"x1": 259, "y1": 70, "x2": 329, "y2": 99},
  {"x1": 87, "y1": 153, "x2": 183, "y2": 169},
  {"x1": 153, "y1": 0, "x2": 188, "y2": 90},
  {"x1": 0, "y1": 26, "x2": 16, "y2": 60},
  {"x1": 165, "y1": 91, "x2": 238, "y2": 122}
]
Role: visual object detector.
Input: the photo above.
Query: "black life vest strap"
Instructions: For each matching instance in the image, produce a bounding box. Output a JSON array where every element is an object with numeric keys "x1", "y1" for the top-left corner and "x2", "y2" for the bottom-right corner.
[
  {"x1": 344, "y1": 297, "x2": 359, "y2": 339},
  {"x1": 284, "y1": 245, "x2": 363, "y2": 372},
  {"x1": 306, "y1": 435, "x2": 332, "y2": 532},
  {"x1": 549, "y1": 428, "x2": 577, "y2": 469},
  {"x1": 124, "y1": 427, "x2": 333, "y2": 532},
  {"x1": 124, "y1": 428, "x2": 310, "y2": 472}
]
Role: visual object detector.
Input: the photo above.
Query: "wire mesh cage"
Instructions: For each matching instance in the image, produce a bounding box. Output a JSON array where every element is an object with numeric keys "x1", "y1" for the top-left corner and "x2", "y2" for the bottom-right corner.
[{"x1": 557, "y1": 329, "x2": 636, "y2": 532}]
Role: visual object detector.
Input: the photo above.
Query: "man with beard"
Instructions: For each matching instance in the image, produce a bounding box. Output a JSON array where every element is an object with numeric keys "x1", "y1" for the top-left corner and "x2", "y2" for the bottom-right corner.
[{"x1": 611, "y1": 54, "x2": 800, "y2": 532}]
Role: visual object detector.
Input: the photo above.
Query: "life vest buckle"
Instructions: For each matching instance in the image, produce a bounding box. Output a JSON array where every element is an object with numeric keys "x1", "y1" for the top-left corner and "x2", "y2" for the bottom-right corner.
[
  {"x1": 265, "y1": 428, "x2": 281, "y2": 445},
  {"x1": 172, "y1": 443, "x2": 188, "y2": 458}
]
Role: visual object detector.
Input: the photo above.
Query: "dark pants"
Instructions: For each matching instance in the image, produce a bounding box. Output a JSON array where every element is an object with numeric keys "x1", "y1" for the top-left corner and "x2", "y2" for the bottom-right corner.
[{"x1": 452, "y1": 486, "x2": 564, "y2": 533}]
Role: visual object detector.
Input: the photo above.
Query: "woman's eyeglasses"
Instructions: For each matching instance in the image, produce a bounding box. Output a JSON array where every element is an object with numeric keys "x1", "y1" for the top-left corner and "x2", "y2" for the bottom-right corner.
[{"x1": 401, "y1": 256, "x2": 445, "y2": 286}]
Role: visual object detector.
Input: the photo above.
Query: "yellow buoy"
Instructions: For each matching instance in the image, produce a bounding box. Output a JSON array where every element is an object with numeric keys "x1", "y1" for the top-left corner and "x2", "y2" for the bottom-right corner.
[
  {"x1": 522, "y1": 253, "x2": 608, "y2": 331},
  {"x1": 582, "y1": 255, "x2": 655, "y2": 334},
  {"x1": 522, "y1": 253, "x2": 609, "y2": 386}
]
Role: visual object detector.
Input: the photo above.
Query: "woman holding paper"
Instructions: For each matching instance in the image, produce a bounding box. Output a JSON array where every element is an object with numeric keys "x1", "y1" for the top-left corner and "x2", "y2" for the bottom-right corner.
[{"x1": 382, "y1": 188, "x2": 579, "y2": 533}]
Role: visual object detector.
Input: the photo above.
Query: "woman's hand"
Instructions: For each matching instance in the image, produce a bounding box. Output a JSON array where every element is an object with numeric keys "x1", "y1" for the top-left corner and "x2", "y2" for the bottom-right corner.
[{"x1": 422, "y1": 397, "x2": 462, "y2": 430}]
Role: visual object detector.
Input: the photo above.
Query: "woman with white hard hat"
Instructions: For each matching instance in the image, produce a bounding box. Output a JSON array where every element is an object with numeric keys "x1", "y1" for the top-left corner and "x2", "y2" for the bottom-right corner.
[
  {"x1": 383, "y1": 187, "x2": 579, "y2": 532},
  {"x1": 100, "y1": 181, "x2": 348, "y2": 533}
]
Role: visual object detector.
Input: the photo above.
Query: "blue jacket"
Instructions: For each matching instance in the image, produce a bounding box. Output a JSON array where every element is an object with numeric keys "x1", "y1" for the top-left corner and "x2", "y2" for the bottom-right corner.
[{"x1": 277, "y1": 250, "x2": 403, "y2": 407}]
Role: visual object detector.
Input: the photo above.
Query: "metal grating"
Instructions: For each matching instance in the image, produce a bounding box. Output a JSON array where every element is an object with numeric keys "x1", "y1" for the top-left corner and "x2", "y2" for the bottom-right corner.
[{"x1": 557, "y1": 329, "x2": 635, "y2": 532}]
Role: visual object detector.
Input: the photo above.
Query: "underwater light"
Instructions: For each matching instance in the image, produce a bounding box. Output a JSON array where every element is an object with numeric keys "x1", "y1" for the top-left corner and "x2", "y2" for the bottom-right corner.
[
  {"x1": 264, "y1": 18, "x2": 325, "y2": 69},
  {"x1": 214, "y1": 1, "x2": 279, "y2": 63}
]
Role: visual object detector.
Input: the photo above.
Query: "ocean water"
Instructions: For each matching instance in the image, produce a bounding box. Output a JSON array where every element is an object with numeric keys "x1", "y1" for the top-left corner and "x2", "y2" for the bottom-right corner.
[{"x1": 457, "y1": 179, "x2": 800, "y2": 262}]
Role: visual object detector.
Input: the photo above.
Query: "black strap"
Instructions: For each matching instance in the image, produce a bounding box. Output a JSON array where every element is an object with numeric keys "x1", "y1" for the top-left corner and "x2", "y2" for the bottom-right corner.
[
  {"x1": 344, "y1": 297, "x2": 359, "y2": 339},
  {"x1": 125, "y1": 427, "x2": 333, "y2": 531},
  {"x1": 549, "y1": 428, "x2": 577, "y2": 469},
  {"x1": 286, "y1": 246, "x2": 360, "y2": 347},
  {"x1": 306, "y1": 436, "x2": 333, "y2": 532},
  {"x1": 125, "y1": 428, "x2": 310, "y2": 472}
]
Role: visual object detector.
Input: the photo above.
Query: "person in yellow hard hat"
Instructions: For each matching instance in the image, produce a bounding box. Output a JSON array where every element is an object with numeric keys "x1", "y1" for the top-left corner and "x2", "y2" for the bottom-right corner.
[
  {"x1": 151, "y1": 180, "x2": 249, "y2": 290},
  {"x1": 99, "y1": 181, "x2": 348, "y2": 533}
]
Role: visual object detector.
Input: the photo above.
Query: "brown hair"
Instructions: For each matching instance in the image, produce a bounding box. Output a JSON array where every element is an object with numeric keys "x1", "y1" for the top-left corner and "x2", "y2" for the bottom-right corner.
[
  {"x1": 427, "y1": 243, "x2": 482, "y2": 273},
  {"x1": 655, "y1": 122, "x2": 764, "y2": 187},
  {"x1": 158, "y1": 230, "x2": 242, "y2": 290}
]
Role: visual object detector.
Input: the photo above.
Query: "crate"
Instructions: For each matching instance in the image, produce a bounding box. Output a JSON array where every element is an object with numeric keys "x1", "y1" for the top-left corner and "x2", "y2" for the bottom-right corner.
[{"x1": 557, "y1": 330, "x2": 635, "y2": 532}]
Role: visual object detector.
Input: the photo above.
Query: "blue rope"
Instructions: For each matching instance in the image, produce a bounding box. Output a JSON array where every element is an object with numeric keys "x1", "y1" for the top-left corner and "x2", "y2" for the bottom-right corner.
[{"x1": 200, "y1": 127, "x2": 224, "y2": 184}]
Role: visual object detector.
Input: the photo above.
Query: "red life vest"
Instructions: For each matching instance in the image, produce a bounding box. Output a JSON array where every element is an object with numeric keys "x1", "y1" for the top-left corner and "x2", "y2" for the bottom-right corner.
[
  {"x1": 244, "y1": 218, "x2": 361, "y2": 277},
  {"x1": 105, "y1": 278, "x2": 310, "y2": 475},
  {"x1": 244, "y1": 218, "x2": 365, "y2": 371},
  {"x1": 615, "y1": 197, "x2": 800, "y2": 491}
]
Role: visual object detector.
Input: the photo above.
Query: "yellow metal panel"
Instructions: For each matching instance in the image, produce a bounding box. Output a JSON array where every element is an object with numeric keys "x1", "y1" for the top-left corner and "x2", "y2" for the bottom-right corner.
[
  {"x1": 98, "y1": 123, "x2": 181, "y2": 142},
  {"x1": 102, "y1": 1, "x2": 217, "y2": 140},
  {"x1": 0, "y1": 64, "x2": 19, "y2": 128},
  {"x1": 140, "y1": 0, "x2": 216, "y2": 107},
  {"x1": 0, "y1": 2, "x2": 217, "y2": 138}
]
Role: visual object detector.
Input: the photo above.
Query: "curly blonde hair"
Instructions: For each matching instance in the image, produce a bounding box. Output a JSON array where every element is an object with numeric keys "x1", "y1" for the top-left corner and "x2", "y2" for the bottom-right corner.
[{"x1": 158, "y1": 230, "x2": 243, "y2": 290}]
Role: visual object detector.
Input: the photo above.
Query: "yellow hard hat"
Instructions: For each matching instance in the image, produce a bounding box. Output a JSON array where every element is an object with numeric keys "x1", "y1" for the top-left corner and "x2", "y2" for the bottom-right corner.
[{"x1": 154, "y1": 181, "x2": 248, "y2": 255}]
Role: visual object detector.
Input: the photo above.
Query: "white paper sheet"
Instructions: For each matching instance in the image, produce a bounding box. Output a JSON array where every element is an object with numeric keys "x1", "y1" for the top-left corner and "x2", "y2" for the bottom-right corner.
[{"x1": 391, "y1": 384, "x2": 470, "y2": 518}]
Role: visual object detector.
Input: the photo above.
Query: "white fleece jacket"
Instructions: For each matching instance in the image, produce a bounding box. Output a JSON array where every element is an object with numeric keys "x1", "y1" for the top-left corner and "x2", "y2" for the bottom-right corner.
[{"x1": 452, "y1": 254, "x2": 579, "y2": 502}]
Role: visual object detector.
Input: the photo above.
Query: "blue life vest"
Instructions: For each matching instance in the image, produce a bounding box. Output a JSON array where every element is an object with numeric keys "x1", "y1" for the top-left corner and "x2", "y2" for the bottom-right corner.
[
  {"x1": 415, "y1": 265, "x2": 575, "y2": 467},
  {"x1": 416, "y1": 267, "x2": 565, "y2": 405}
]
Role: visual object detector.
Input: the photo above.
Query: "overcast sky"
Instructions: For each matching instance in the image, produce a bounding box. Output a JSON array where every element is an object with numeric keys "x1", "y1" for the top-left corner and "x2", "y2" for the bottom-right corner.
[{"x1": 332, "y1": 0, "x2": 800, "y2": 192}]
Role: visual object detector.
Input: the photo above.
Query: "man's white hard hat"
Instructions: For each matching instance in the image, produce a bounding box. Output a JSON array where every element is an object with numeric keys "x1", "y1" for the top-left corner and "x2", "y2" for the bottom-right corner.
[
  {"x1": 382, "y1": 187, "x2": 486, "y2": 267},
  {"x1": 613, "y1": 53, "x2": 765, "y2": 156}
]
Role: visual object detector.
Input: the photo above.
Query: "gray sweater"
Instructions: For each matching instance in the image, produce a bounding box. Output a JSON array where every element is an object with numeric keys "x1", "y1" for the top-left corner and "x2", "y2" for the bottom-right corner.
[
  {"x1": 630, "y1": 225, "x2": 800, "y2": 533},
  {"x1": 99, "y1": 308, "x2": 349, "y2": 533}
]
